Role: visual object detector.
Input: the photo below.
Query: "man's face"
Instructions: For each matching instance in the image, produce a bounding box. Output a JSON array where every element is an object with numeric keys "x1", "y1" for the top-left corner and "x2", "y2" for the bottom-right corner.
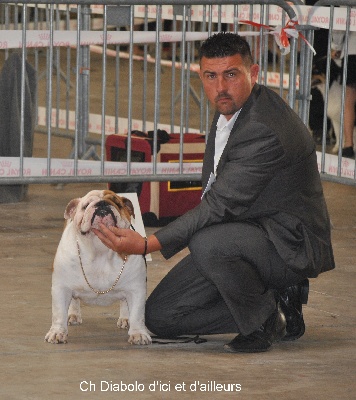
[{"x1": 199, "y1": 54, "x2": 259, "y2": 120}]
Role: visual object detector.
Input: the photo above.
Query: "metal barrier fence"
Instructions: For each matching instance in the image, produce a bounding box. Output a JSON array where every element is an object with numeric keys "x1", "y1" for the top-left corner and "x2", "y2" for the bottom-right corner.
[
  {"x1": 309, "y1": 0, "x2": 356, "y2": 186},
  {"x1": 0, "y1": 0, "x2": 355, "y2": 192}
]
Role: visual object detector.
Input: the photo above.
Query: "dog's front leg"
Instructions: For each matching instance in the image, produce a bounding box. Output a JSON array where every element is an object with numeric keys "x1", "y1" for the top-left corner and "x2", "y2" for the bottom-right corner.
[
  {"x1": 117, "y1": 299, "x2": 130, "y2": 329},
  {"x1": 125, "y1": 291, "x2": 151, "y2": 345},
  {"x1": 45, "y1": 286, "x2": 72, "y2": 344}
]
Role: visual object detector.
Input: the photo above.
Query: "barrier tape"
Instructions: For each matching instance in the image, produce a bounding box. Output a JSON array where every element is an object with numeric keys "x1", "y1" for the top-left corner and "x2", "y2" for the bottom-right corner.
[
  {"x1": 0, "y1": 152, "x2": 354, "y2": 179},
  {"x1": 239, "y1": 17, "x2": 316, "y2": 55}
]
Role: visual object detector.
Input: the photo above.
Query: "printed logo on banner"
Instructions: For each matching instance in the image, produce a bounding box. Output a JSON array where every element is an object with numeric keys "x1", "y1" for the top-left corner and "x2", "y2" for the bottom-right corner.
[
  {"x1": 38, "y1": 32, "x2": 50, "y2": 41},
  {"x1": 0, "y1": 159, "x2": 31, "y2": 177}
]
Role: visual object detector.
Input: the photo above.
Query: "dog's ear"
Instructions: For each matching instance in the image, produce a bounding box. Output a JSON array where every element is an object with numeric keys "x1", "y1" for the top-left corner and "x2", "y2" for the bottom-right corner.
[
  {"x1": 64, "y1": 198, "x2": 80, "y2": 220},
  {"x1": 122, "y1": 197, "x2": 135, "y2": 219}
]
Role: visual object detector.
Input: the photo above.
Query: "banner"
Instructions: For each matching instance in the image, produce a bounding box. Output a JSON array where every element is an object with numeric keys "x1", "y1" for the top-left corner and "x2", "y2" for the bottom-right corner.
[
  {"x1": 0, "y1": 151, "x2": 354, "y2": 180},
  {"x1": 0, "y1": 157, "x2": 203, "y2": 178}
]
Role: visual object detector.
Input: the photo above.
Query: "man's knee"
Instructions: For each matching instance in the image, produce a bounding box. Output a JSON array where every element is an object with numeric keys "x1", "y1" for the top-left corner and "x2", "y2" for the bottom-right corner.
[{"x1": 189, "y1": 227, "x2": 220, "y2": 261}]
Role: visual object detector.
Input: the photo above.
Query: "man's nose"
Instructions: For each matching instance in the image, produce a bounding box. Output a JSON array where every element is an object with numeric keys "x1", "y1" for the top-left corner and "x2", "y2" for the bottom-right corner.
[{"x1": 216, "y1": 76, "x2": 228, "y2": 92}]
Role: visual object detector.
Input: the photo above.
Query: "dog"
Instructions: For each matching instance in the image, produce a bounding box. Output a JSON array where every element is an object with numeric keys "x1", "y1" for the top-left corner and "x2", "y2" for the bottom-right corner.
[
  {"x1": 311, "y1": 57, "x2": 356, "y2": 154},
  {"x1": 310, "y1": 57, "x2": 342, "y2": 153},
  {"x1": 45, "y1": 189, "x2": 151, "y2": 345}
]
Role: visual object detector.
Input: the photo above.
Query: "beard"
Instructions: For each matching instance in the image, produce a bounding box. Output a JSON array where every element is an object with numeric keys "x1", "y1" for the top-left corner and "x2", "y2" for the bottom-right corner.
[{"x1": 214, "y1": 92, "x2": 239, "y2": 116}]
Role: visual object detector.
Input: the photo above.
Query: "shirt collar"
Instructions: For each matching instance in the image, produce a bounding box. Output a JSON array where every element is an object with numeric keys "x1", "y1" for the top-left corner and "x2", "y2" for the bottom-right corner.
[{"x1": 216, "y1": 109, "x2": 241, "y2": 132}]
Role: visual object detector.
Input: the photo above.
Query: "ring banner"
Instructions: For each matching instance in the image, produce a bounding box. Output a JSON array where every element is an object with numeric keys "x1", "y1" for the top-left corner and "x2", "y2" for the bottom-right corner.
[
  {"x1": 0, "y1": 157, "x2": 203, "y2": 178},
  {"x1": 0, "y1": 152, "x2": 354, "y2": 179}
]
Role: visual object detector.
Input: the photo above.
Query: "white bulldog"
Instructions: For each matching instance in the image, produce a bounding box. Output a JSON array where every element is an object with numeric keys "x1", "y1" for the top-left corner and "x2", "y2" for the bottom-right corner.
[{"x1": 45, "y1": 189, "x2": 151, "y2": 345}]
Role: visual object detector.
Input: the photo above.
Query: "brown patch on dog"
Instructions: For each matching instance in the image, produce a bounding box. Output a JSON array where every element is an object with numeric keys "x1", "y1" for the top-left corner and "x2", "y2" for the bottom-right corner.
[{"x1": 102, "y1": 190, "x2": 134, "y2": 220}]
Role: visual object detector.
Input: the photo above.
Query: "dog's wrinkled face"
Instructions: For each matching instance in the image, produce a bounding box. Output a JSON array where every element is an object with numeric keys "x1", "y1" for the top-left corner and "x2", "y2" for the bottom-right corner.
[{"x1": 64, "y1": 190, "x2": 134, "y2": 235}]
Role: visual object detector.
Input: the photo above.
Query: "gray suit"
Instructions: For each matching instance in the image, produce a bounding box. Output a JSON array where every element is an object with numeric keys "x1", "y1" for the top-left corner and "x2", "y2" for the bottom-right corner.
[{"x1": 146, "y1": 84, "x2": 335, "y2": 337}]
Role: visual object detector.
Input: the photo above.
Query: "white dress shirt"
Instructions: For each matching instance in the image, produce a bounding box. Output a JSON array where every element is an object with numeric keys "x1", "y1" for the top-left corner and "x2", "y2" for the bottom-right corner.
[{"x1": 214, "y1": 110, "x2": 241, "y2": 174}]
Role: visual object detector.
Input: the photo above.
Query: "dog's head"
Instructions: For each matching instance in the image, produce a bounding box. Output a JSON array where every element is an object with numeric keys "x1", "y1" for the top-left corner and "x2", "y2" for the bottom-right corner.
[
  {"x1": 64, "y1": 190, "x2": 134, "y2": 235},
  {"x1": 311, "y1": 57, "x2": 342, "y2": 88}
]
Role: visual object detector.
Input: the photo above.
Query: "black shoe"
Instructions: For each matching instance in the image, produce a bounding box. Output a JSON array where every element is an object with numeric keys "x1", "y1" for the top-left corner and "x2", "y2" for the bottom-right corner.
[
  {"x1": 278, "y1": 279, "x2": 309, "y2": 341},
  {"x1": 342, "y1": 146, "x2": 355, "y2": 158},
  {"x1": 224, "y1": 304, "x2": 286, "y2": 353}
]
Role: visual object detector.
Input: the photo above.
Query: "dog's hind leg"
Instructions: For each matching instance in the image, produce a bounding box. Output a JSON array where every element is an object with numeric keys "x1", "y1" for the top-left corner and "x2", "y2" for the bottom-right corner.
[
  {"x1": 68, "y1": 298, "x2": 82, "y2": 325},
  {"x1": 331, "y1": 119, "x2": 341, "y2": 153},
  {"x1": 117, "y1": 299, "x2": 130, "y2": 329}
]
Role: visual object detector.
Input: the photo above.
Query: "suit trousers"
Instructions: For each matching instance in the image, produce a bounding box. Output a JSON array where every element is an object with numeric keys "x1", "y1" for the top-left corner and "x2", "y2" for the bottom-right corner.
[{"x1": 145, "y1": 221, "x2": 304, "y2": 337}]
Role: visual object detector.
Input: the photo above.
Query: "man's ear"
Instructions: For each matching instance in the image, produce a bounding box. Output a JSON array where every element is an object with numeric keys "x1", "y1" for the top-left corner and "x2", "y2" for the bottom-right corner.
[{"x1": 250, "y1": 64, "x2": 259, "y2": 84}]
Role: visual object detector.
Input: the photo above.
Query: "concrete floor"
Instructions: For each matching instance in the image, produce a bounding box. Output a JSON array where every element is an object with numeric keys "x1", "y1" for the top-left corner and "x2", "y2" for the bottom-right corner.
[{"x1": 0, "y1": 179, "x2": 355, "y2": 400}]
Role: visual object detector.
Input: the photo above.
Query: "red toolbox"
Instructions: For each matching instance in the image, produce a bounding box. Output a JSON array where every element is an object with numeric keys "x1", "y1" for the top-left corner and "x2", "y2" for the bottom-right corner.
[{"x1": 105, "y1": 133, "x2": 205, "y2": 224}]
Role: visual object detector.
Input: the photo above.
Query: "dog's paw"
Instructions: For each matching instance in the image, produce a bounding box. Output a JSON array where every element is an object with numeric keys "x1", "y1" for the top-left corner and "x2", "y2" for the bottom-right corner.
[
  {"x1": 44, "y1": 329, "x2": 68, "y2": 344},
  {"x1": 332, "y1": 145, "x2": 339, "y2": 154},
  {"x1": 128, "y1": 332, "x2": 152, "y2": 345},
  {"x1": 68, "y1": 314, "x2": 82, "y2": 326},
  {"x1": 117, "y1": 318, "x2": 129, "y2": 330}
]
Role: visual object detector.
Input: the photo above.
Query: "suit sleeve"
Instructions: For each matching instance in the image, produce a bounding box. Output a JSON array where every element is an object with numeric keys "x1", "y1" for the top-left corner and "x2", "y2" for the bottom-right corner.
[{"x1": 155, "y1": 122, "x2": 286, "y2": 259}]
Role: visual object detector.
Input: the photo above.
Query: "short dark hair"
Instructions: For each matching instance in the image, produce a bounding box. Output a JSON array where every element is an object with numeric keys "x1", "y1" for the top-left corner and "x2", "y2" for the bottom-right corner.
[{"x1": 199, "y1": 32, "x2": 253, "y2": 65}]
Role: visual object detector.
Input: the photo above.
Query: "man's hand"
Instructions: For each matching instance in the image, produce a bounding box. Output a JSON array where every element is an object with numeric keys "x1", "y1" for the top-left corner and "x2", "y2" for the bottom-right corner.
[
  {"x1": 93, "y1": 224, "x2": 162, "y2": 256},
  {"x1": 93, "y1": 224, "x2": 145, "y2": 255}
]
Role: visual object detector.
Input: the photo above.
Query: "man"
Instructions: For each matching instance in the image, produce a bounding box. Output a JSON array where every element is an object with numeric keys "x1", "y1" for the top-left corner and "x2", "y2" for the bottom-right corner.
[{"x1": 94, "y1": 32, "x2": 335, "y2": 353}]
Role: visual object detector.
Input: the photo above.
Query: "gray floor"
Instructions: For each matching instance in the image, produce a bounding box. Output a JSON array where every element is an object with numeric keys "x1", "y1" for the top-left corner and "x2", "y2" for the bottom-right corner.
[{"x1": 0, "y1": 179, "x2": 355, "y2": 400}]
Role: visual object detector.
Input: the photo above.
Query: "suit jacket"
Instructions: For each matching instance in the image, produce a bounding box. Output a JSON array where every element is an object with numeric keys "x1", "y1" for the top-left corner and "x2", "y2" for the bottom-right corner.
[{"x1": 155, "y1": 84, "x2": 335, "y2": 278}]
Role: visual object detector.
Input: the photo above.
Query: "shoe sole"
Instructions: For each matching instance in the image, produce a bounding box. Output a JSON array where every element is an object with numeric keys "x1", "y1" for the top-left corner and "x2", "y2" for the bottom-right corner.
[{"x1": 223, "y1": 344, "x2": 270, "y2": 353}]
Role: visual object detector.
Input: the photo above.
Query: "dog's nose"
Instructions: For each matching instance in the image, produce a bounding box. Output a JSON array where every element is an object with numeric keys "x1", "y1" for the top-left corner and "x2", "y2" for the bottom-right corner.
[{"x1": 94, "y1": 201, "x2": 111, "y2": 216}]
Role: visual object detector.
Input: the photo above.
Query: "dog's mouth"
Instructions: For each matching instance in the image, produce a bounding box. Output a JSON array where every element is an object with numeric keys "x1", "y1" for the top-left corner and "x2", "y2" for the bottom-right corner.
[{"x1": 80, "y1": 201, "x2": 118, "y2": 235}]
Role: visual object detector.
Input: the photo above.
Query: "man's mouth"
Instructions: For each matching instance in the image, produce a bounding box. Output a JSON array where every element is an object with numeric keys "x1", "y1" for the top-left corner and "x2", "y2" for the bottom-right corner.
[{"x1": 216, "y1": 95, "x2": 232, "y2": 103}]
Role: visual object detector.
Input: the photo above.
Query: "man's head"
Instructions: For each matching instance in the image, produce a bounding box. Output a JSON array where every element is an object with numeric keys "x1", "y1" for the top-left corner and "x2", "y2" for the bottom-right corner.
[
  {"x1": 199, "y1": 32, "x2": 259, "y2": 120},
  {"x1": 199, "y1": 32, "x2": 254, "y2": 65}
]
